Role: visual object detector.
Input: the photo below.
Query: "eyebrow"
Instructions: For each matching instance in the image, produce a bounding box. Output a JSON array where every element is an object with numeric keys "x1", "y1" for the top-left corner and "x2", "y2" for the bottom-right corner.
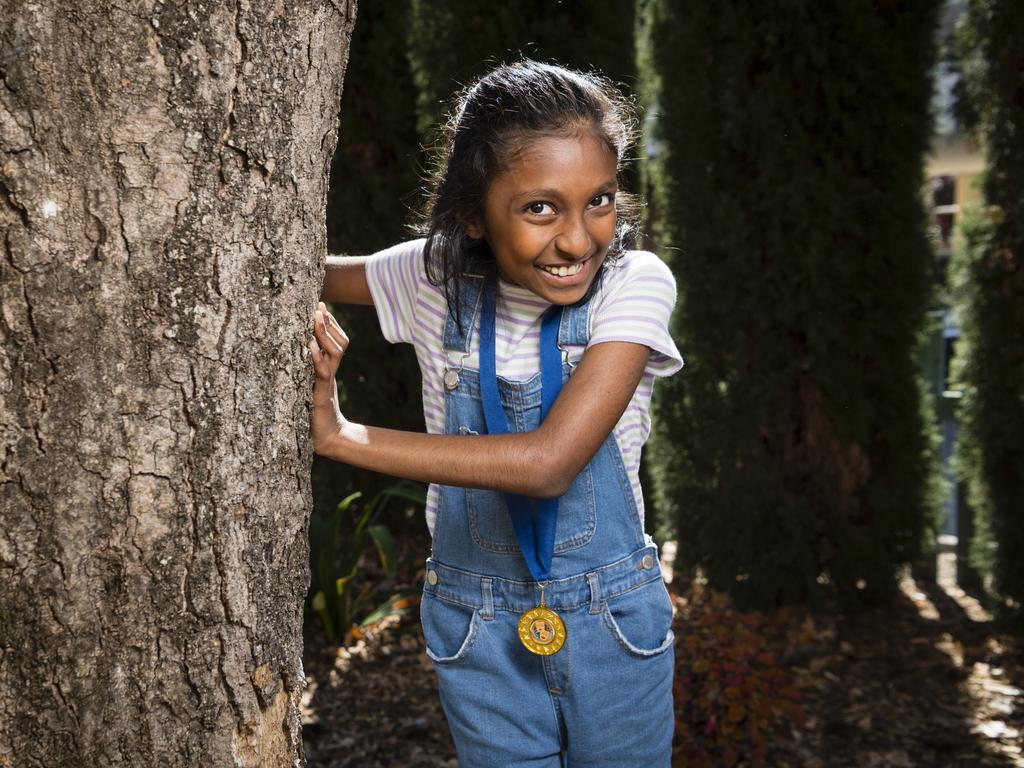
[{"x1": 511, "y1": 181, "x2": 619, "y2": 202}]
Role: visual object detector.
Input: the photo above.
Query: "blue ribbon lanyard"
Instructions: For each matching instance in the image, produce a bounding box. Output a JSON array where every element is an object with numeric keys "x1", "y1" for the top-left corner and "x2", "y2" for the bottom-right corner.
[{"x1": 478, "y1": 281, "x2": 564, "y2": 582}]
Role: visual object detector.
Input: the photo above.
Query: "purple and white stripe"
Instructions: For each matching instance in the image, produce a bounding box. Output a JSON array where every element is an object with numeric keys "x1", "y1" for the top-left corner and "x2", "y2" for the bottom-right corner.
[{"x1": 365, "y1": 239, "x2": 684, "y2": 537}]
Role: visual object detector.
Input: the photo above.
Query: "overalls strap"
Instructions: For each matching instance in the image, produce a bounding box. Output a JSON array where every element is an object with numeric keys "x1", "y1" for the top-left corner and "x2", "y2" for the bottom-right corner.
[
  {"x1": 442, "y1": 274, "x2": 487, "y2": 353},
  {"x1": 441, "y1": 273, "x2": 594, "y2": 354}
]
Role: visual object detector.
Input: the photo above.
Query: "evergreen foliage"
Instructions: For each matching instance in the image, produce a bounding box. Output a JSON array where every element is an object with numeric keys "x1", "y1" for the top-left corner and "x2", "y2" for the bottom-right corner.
[
  {"x1": 319, "y1": 0, "x2": 424, "y2": 517},
  {"x1": 408, "y1": 1, "x2": 637, "y2": 132},
  {"x1": 949, "y1": 0, "x2": 1024, "y2": 609},
  {"x1": 643, "y1": 0, "x2": 945, "y2": 610},
  {"x1": 407, "y1": 0, "x2": 640, "y2": 191}
]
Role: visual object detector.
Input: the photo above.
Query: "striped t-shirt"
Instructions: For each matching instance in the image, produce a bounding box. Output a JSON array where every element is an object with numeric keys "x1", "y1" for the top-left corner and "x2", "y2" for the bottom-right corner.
[{"x1": 365, "y1": 238, "x2": 684, "y2": 537}]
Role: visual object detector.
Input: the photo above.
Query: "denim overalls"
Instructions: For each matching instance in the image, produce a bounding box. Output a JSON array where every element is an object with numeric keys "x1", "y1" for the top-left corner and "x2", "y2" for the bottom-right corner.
[{"x1": 420, "y1": 272, "x2": 676, "y2": 767}]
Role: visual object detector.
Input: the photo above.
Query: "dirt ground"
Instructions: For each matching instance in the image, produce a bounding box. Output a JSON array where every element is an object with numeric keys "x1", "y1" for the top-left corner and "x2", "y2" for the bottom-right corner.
[{"x1": 300, "y1": 539, "x2": 1023, "y2": 768}]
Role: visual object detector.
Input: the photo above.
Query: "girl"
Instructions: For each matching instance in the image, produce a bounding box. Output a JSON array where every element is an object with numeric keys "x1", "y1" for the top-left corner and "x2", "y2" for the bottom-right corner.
[{"x1": 309, "y1": 60, "x2": 683, "y2": 767}]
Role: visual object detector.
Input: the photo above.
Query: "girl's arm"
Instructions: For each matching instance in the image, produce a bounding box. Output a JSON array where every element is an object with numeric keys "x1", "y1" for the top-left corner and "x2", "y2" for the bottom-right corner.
[
  {"x1": 321, "y1": 255, "x2": 374, "y2": 305},
  {"x1": 309, "y1": 303, "x2": 649, "y2": 499}
]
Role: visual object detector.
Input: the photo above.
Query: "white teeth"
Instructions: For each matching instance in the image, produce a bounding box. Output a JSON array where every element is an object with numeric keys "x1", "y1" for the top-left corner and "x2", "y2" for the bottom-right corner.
[{"x1": 540, "y1": 261, "x2": 584, "y2": 277}]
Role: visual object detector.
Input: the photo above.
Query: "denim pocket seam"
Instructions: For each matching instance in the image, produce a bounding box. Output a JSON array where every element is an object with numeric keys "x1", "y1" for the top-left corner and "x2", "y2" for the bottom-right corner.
[
  {"x1": 601, "y1": 606, "x2": 675, "y2": 658},
  {"x1": 425, "y1": 589, "x2": 480, "y2": 612},
  {"x1": 422, "y1": 597, "x2": 483, "y2": 665},
  {"x1": 466, "y1": 463, "x2": 598, "y2": 553},
  {"x1": 600, "y1": 580, "x2": 676, "y2": 658},
  {"x1": 605, "y1": 571, "x2": 666, "y2": 601}
]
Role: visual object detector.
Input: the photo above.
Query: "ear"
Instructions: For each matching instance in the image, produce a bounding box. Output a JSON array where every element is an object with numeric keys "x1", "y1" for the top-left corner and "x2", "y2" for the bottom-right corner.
[{"x1": 458, "y1": 213, "x2": 484, "y2": 240}]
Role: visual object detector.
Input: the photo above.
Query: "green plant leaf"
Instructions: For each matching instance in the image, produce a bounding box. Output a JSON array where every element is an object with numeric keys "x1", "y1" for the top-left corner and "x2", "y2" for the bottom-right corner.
[
  {"x1": 337, "y1": 491, "x2": 363, "y2": 512},
  {"x1": 360, "y1": 588, "x2": 420, "y2": 627},
  {"x1": 367, "y1": 524, "x2": 398, "y2": 579},
  {"x1": 311, "y1": 590, "x2": 336, "y2": 642},
  {"x1": 373, "y1": 480, "x2": 428, "y2": 509},
  {"x1": 365, "y1": 481, "x2": 427, "y2": 525},
  {"x1": 336, "y1": 573, "x2": 354, "y2": 595}
]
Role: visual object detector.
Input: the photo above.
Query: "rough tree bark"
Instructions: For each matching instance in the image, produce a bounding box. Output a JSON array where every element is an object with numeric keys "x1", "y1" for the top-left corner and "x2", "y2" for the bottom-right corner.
[{"x1": 0, "y1": 1, "x2": 354, "y2": 765}]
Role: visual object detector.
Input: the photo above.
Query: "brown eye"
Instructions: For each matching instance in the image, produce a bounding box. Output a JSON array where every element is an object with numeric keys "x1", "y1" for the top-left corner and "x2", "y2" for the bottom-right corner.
[
  {"x1": 526, "y1": 202, "x2": 554, "y2": 215},
  {"x1": 590, "y1": 193, "x2": 615, "y2": 208}
]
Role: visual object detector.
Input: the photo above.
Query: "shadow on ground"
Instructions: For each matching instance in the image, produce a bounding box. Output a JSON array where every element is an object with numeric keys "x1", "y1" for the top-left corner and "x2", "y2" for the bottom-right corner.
[{"x1": 301, "y1": 546, "x2": 1022, "y2": 768}]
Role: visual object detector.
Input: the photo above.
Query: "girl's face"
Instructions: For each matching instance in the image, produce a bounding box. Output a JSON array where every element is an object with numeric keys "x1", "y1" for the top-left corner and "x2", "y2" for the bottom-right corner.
[{"x1": 466, "y1": 130, "x2": 618, "y2": 306}]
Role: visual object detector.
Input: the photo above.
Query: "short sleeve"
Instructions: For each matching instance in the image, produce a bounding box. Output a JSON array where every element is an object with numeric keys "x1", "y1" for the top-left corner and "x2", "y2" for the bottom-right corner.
[
  {"x1": 588, "y1": 251, "x2": 684, "y2": 378},
  {"x1": 364, "y1": 239, "x2": 426, "y2": 345}
]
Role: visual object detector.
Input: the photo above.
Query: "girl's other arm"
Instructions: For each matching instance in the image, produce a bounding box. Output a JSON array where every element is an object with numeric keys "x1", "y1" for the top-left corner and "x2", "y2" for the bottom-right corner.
[
  {"x1": 330, "y1": 342, "x2": 648, "y2": 498},
  {"x1": 321, "y1": 255, "x2": 373, "y2": 305},
  {"x1": 310, "y1": 304, "x2": 648, "y2": 498}
]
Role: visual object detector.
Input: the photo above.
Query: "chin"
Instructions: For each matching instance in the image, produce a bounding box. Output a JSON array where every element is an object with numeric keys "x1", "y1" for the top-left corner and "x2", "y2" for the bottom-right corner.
[{"x1": 546, "y1": 281, "x2": 596, "y2": 307}]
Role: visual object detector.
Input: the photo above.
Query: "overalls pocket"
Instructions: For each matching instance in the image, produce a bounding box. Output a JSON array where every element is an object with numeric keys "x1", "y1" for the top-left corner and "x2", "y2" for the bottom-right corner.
[
  {"x1": 601, "y1": 577, "x2": 676, "y2": 658},
  {"x1": 419, "y1": 591, "x2": 482, "y2": 665},
  {"x1": 447, "y1": 376, "x2": 599, "y2": 555},
  {"x1": 465, "y1": 465, "x2": 597, "y2": 553}
]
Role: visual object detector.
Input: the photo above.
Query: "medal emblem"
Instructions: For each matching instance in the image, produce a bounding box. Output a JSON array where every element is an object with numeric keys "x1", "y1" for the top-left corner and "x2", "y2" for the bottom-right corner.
[
  {"x1": 478, "y1": 286, "x2": 569, "y2": 656},
  {"x1": 518, "y1": 584, "x2": 566, "y2": 655}
]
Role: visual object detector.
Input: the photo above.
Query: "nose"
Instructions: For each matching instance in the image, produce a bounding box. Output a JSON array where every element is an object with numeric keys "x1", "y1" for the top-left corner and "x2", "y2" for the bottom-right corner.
[{"x1": 555, "y1": 213, "x2": 595, "y2": 260}]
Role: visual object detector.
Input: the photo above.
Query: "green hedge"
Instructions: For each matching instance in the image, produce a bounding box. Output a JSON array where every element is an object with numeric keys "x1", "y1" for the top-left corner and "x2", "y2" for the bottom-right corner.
[
  {"x1": 643, "y1": 0, "x2": 944, "y2": 610},
  {"x1": 950, "y1": 0, "x2": 1024, "y2": 610},
  {"x1": 408, "y1": 1, "x2": 637, "y2": 135},
  {"x1": 319, "y1": 0, "x2": 424, "y2": 518},
  {"x1": 408, "y1": 0, "x2": 640, "y2": 194}
]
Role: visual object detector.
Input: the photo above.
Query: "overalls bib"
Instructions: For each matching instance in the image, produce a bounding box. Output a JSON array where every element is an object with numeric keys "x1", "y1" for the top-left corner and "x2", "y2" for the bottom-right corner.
[{"x1": 420, "y1": 272, "x2": 676, "y2": 768}]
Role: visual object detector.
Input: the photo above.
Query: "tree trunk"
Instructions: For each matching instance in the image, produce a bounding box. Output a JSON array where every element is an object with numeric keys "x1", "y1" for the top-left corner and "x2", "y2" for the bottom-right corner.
[{"x1": 0, "y1": 1, "x2": 354, "y2": 765}]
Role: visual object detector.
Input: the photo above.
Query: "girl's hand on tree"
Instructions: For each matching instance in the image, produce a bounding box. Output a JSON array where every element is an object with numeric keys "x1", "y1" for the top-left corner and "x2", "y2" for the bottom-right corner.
[{"x1": 309, "y1": 301, "x2": 350, "y2": 455}]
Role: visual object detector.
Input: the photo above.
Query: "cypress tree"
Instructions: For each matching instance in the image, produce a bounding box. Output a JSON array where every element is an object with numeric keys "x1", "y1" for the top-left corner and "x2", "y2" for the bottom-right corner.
[
  {"x1": 644, "y1": 0, "x2": 945, "y2": 610},
  {"x1": 318, "y1": 0, "x2": 424, "y2": 515},
  {"x1": 949, "y1": 0, "x2": 1024, "y2": 611},
  {"x1": 408, "y1": 1, "x2": 638, "y2": 138},
  {"x1": 408, "y1": 0, "x2": 643, "y2": 210}
]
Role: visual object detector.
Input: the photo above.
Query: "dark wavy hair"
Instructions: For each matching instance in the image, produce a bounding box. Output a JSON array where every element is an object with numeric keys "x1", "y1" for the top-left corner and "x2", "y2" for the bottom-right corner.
[{"x1": 416, "y1": 59, "x2": 641, "y2": 319}]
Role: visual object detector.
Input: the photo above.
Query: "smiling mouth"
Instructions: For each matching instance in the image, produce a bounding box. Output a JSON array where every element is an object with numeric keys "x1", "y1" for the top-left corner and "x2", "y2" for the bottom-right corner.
[{"x1": 537, "y1": 256, "x2": 590, "y2": 277}]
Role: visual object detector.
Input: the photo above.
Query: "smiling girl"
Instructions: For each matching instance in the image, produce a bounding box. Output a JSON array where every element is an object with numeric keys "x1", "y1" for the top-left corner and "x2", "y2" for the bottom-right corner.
[{"x1": 309, "y1": 60, "x2": 683, "y2": 767}]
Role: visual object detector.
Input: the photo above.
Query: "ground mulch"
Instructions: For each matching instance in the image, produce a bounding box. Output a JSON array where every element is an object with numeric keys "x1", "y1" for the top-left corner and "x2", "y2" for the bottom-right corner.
[{"x1": 301, "y1": 536, "x2": 1023, "y2": 768}]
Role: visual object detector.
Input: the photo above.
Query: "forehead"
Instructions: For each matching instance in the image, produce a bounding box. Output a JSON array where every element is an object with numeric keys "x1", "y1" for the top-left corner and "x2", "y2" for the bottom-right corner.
[{"x1": 492, "y1": 132, "x2": 617, "y2": 197}]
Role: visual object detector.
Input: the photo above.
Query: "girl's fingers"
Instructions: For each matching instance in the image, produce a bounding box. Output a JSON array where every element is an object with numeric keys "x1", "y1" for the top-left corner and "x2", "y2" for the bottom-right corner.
[
  {"x1": 313, "y1": 308, "x2": 348, "y2": 358},
  {"x1": 318, "y1": 301, "x2": 350, "y2": 345},
  {"x1": 309, "y1": 337, "x2": 328, "y2": 377},
  {"x1": 315, "y1": 303, "x2": 349, "y2": 350},
  {"x1": 309, "y1": 328, "x2": 341, "y2": 380}
]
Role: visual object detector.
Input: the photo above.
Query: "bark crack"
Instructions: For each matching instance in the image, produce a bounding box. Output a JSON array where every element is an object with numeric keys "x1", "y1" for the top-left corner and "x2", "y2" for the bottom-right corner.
[
  {"x1": 111, "y1": 157, "x2": 132, "y2": 277},
  {"x1": 16, "y1": 271, "x2": 56, "y2": 456},
  {"x1": 50, "y1": 678, "x2": 82, "y2": 738},
  {"x1": 324, "y1": 0, "x2": 353, "y2": 20},
  {"x1": 0, "y1": 63, "x2": 14, "y2": 93},
  {"x1": 220, "y1": 0, "x2": 247, "y2": 149},
  {"x1": 2, "y1": 228, "x2": 25, "y2": 274},
  {"x1": 180, "y1": 368, "x2": 200, "y2": 618},
  {"x1": 44, "y1": 598, "x2": 83, "y2": 742},
  {"x1": 0, "y1": 175, "x2": 30, "y2": 228},
  {"x1": 212, "y1": 247, "x2": 233, "y2": 362},
  {"x1": 82, "y1": 187, "x2": 109, "y2": 261}
]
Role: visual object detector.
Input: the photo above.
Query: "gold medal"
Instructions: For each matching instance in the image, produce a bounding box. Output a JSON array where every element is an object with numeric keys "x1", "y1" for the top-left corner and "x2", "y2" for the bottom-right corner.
[{"x1": 518, "y1": 583, "x2": 566, "y2": 656}]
